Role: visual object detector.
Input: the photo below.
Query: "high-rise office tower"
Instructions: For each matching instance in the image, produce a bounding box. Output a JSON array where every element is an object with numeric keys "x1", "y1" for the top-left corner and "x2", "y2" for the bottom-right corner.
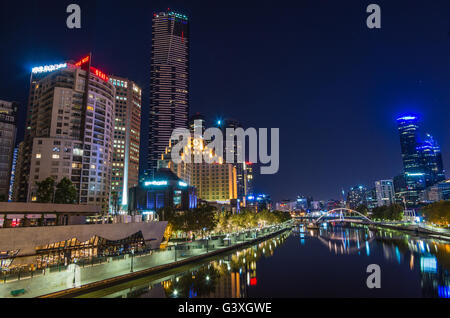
[
  {"x1": 109, "y1": 76, "x2": 142, "y2": 213},
  {"x1": 418, "y1": 133, "x2": 445, "y2": 186},
  {"x1": 217, "y1": 118, "x2": 249, "y2": 203},
  {"x1": 16, "y1": 55, "x2": 115, "y2": 211},
  {"x1": 396, "y1": 115, "x2": 426, "y2": 204},
  {"x1": 148, "y1": 10, "x2": 190, "y2": 178},
  {"x1": 0, "y1": 100, "x2": 18, "y2": 200},
  {"x1": 397, "y1": 115, "x2": 446, "y2": 205}
]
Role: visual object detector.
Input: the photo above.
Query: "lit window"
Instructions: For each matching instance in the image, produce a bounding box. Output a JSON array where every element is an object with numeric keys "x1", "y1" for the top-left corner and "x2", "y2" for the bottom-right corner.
[
  {"x1": 52, "y1": 154, "x2": 60, "y2": 159},
  {"x1": 36, "y1": 154, "x2": 41, "y2": 159}
]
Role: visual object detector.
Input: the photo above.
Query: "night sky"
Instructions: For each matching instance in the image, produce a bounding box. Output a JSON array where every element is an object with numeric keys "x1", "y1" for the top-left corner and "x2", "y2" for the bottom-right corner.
[{"x1": 0, "y1": 0, "x2": 449, "y2": 202}]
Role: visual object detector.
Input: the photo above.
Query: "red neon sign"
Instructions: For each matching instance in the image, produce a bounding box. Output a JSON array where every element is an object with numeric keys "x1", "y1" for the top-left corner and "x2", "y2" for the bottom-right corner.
[
  {"x1": 250, "y1": 278, "x2": 257, "y2": 286},
  {"x1": 90, "y1": 67, "x2": 109, "y2": 82},
  {"x1": 75, "y1": 55, "x2": 90, "y2": 67}
]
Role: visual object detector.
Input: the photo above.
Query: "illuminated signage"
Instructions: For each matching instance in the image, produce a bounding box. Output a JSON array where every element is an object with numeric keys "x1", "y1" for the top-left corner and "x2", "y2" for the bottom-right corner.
[
  {"x1": 145, "y1": 181, "x2": 168, "y2": 187},
  {"x1": 32, "y1": 63, "x2": 67, "y2": 74},
  {"x1": 91, "y1": 67, "x2": 109, "y2": 82},
  {"x1": 178, "y1": 181, "x2": 188, "y2": 187},
  {"x1": 75, "y1": 55, "x2": 90, "y2": 67}
]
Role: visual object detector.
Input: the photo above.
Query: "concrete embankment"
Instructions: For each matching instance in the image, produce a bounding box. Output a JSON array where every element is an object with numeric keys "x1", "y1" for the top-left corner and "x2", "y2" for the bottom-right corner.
[{"x1": 368, "y1": 223, "x2": 450, "y2": 241}]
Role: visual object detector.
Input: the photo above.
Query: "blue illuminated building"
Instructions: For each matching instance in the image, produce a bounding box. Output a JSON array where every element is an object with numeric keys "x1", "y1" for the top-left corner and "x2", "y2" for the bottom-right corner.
[
  {"x1": 396, "y1": 115, "x2": 446, "y2": 205},
  {"x1": 247, "y1": 193, "x2": 272, "y2": 211},
  {"x1": 129, "y1": 169, "x2": 197, "y2": 220}
]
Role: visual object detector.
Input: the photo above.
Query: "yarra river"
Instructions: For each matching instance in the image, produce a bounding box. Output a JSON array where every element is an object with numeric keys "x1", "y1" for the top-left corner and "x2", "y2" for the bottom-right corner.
[{"x1": 79, "y1": 224, "x2": 450, "y2": 298}]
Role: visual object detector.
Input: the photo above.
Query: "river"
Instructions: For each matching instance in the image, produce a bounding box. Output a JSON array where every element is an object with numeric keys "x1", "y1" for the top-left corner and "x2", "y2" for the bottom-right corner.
[{"x1": 78, "y1": 224, "x2": 450, "y2": 298}]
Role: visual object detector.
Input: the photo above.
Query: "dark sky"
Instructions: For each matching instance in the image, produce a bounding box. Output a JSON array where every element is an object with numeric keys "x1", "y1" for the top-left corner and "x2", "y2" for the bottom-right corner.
[{"x1": 0, "y1": 0, "x2": 449, "y2": 202}]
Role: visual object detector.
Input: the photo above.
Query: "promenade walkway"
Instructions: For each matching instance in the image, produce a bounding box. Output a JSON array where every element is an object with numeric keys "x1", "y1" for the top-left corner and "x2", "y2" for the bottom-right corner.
[{"x1": 0, "y1": 222, "x2": 292, "y2": 298}]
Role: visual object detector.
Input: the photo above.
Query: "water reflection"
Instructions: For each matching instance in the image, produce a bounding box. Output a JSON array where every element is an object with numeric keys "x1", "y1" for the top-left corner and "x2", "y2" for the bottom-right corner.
[
  {"x1": 305, "y1": 223, "x2": 450, "y2": 298},
  {"x1": 89, "y1": 225, "x2": 450, "y2": 298}
]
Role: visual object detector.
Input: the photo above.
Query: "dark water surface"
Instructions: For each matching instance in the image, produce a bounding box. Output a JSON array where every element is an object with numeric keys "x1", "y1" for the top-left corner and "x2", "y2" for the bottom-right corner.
[{"x1": 81, "y1": 225, "x2": 450, "y2": 298}]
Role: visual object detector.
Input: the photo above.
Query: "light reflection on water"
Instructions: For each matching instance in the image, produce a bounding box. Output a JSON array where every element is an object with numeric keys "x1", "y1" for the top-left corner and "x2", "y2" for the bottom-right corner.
[{"x1": 92, "y1": 225, "x2": 450, "y2": 298}]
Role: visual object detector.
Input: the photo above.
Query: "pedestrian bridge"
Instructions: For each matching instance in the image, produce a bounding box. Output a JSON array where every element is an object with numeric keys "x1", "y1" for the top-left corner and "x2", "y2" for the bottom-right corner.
[{"x1": 314, "y1": 208, "x2": 374, "y2": 224}]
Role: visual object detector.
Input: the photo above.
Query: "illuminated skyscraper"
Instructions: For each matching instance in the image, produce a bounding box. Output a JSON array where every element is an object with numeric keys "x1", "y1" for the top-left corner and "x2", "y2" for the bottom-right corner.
[
  {"x1": 148, "y1": 10, "x2": 190, "y2": 178},
  {"x1": 109, "y1": 76, "x2": 142, "y2": 213},
  {"x1": 397, "y1": 115, "x2": 426, "y2": 204},
  {"x1": 418, "y1": 133, "x2": 445, "y2": 186},
  {"x1": 216, "y1": 118, "x2": 249, "y2": 204},
  {"x1": 397, "y1": 115, "x2": 446, "y2": 205},
  {"x1": 16, "y1": 55, "x2": 115, "y2": 211}
]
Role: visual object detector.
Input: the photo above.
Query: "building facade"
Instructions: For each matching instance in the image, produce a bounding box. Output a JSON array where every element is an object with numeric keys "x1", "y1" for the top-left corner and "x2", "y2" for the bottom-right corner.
[
  {"x1": 346, "y1": 185, "x2": 368, "y2": 210},
  {"x1": 375, "y1": 179, "x2": 395, "y2": 207},
  {"x1": 160, "y1": 136, "x2": 238, "y2": 204},
  {"x1": 129, "y1": 169, "x2": 197, "y2": 220},
  {"x1": 0, "y1": 100, "x2": 18, "y2": 200},
  {"x1": 148, "y1": 11, "x2": 190, "y2": 178},
  {"x1": 16, "y1": 56, "x2": 115, "y2": 211},
  {"x1": 109, "y1": 76, "x2": 142, "y2": 213}
]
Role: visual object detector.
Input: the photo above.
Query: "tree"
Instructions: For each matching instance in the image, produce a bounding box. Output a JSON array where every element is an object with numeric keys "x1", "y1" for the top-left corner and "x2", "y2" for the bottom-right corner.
[
  {"x1": 371, "y1": 204, "x2": 404, "y2": 221},
  {"x1": 356, "y1": 204, "x2": 369, "y2": 216},
  {"x1": 35, "y1": 177, "x2": 55, "y2": 203},
  {"x1": 421, "y1": 201, "x2": 450, "y2": 226},
  {"x1": 54, "y1": 177, "x2": 78, "y2": 204},
  {"x1": 386, "y1": 204, "x2": 404, "y2": 221}
]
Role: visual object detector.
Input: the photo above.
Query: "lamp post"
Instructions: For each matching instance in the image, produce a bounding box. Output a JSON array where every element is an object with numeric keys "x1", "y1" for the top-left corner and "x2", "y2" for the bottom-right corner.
[
  {"x1": 73, "y1": 258, "x2": 78, "y2": 287},
  {"x1": 130, "y1": 248, "x2": 135, "y2": 273}
]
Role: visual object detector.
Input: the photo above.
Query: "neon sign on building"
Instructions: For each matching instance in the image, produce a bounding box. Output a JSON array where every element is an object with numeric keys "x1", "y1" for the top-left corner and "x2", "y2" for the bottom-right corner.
[
  {"x1": 90, "y1": 67, "x2": 109, "y2": 82},
  {"x1": 75, "y1": 55, "x2": 90, "y2": 67},
  {"x1": 32, "y1": 63, "x2": 67, "y2": 74}
]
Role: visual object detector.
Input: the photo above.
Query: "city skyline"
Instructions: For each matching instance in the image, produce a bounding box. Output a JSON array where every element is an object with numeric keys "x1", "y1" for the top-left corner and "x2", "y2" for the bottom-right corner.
[{"x1": 0, "y1": 0, "x2": 449, "y2": 202}]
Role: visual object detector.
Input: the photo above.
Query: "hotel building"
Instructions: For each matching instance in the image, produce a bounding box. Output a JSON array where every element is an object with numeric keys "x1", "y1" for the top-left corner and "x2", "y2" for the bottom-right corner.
[
  {"x1": 16, "y1": 55, "x2": 115, "y2": 212},
  {"x1": 160, "y1": 136, "x2": 237, "y2": 204},
  {"x1": 109, "y1": 76, "x2": 142, "y2": 212}
]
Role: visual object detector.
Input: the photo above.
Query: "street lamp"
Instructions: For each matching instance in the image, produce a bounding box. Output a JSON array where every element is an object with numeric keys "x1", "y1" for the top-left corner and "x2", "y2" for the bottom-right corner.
[
  {"x1": 73, "y1": 258, "x2": 78, "y2": 287},
  {"x1": 130, "y1": 248, "x2": 135, "y2": 273}
]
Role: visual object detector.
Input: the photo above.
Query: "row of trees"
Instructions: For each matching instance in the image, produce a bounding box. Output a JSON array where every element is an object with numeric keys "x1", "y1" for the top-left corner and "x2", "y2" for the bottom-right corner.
[
  {"x1": 371, "y1": 204, "x2": 404, "y2": 221},
  {"x1": 421, "y1": 201, "x2": 450, "y2": 226},
  {"x1": 159, "y1": 206, "x2": 291, "y2": 239},
  {"x1": 35, "y1": 177, "x2": 78, "y2": 204}
]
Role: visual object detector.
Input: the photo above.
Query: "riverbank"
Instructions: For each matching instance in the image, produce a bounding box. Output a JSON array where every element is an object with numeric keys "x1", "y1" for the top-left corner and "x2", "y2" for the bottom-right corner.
[
  {"x1": 18, "y1": 222, "x2": 291, "y2": 298},
  {"x1": 368, "y1": 223, "x2": 450, "y2": 241}
]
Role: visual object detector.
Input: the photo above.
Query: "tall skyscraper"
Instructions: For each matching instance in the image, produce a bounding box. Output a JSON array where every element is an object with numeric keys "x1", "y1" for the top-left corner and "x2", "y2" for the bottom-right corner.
[
  {"x1": 217, "y1": 118, "x2": 249, "y2": 203},
  {"x1": 109, "y1": 76, "x2": 142, "y2": 213},
  {"x1": 148, "y1": 10, "x2": 190, "y2": 178},
  {"x1": 0, "y1": 100, "x2": 18, "y2": 200},
  {"x1": 418, "y1": 133, "x2": 445, "y2": 186},
  {"x1": 16, "y1": 55, "x2": 115, "y2": 211},
  {"x1": 397, "y1": 115, "x2": 446, "y2": 205}
]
